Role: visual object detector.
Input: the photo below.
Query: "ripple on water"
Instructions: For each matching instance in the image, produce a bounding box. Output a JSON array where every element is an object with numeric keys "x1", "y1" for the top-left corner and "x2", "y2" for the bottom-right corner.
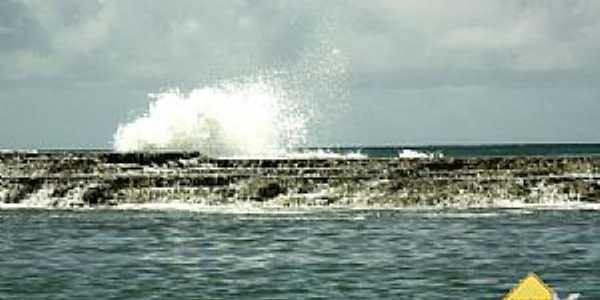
[{"x1": 0, "y1": 209, "x2": 598, "y2": 299}]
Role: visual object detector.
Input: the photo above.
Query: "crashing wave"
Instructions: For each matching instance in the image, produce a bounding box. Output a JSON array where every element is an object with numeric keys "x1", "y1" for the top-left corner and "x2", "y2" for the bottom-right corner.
[
  {"x1": 398, "y1": 149, "x2": 443, "y2": 159},
  {"x1": 282, "y1": 149, "x2": 367, "y2": 159},
  {"x1": 218, "y1": 149, "x2": 368, "y2": 160},
  {"x1": 113, "y1": 82, "x2": 307, "y2": 157},
  {"x1": 112, "y1": 38, "x2": 348, "y2": 158}
]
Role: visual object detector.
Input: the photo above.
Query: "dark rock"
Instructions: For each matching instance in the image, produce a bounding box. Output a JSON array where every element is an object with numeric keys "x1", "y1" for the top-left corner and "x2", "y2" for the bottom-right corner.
[
  {"x1": 51, "y1": 184, "x2": 72, "y2": 198},
  {"x1": 4, "y1": 181, "x2": 42, "y2": 204},
  {"x1": 2, "y1": 151, "x2": 600, "y2": 207},
  {"x1": 82, "y1": 184, "x2": 111, "y2": 205},
  {"x1": 256, "y1": 182, "x2": 286, "y2": 200}
]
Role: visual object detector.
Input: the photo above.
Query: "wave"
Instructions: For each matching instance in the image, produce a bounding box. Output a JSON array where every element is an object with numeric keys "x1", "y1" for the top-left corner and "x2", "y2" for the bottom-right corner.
[
  {"x1": 218, "y1": 149, "x2": 367, "y2": 160},
  {"x1": 284, "y1": 149, "x2": 367, "y2": 159},
  {"x1": 113, "y1": 81, "x2": 308, "y2": 157},
  {"x1": 113, "y1": 36, "x2": 348, "y2": 157},
  {"x1": 398, "y1": 149, "x2": 444, "y2": 159}
]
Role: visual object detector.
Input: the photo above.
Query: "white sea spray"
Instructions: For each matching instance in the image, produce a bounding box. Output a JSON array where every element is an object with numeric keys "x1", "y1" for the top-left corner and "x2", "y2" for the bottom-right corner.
[{"x1": 113, "y1": 81, "x2": 307, "y2": 156}]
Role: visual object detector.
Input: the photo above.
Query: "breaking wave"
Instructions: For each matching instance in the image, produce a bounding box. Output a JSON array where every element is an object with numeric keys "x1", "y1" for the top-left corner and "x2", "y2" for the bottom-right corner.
[
  {"x1": 113, "y1": 81, "x2": 307, "y2": 157},
  {"x1": 113, "y1": 36, "x2": 348, "y2": 157},
  {"x1": 112, "y1": 7, "x2": 350, "y2": 157},
  {"x1": 398, "y1": 149, "x2": 444, "y2": 159}
]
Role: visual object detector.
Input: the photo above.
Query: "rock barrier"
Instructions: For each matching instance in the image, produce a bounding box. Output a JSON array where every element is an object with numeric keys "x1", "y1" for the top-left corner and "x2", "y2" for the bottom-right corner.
[{"x1": 1, "y1": 151, "x2": 599, "y2": 208}]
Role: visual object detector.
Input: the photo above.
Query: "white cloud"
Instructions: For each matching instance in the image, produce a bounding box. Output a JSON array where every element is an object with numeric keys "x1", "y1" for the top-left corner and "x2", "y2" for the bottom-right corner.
[{"x1": 4, "y1": 1, "x2": 600, "y2": 81}]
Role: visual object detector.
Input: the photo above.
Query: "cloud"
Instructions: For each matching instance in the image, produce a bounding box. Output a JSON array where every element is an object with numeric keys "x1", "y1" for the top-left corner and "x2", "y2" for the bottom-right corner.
[
  {"x1": 0, "y1": 26, "x2": 13, "y2": 35},
  {"x1": 2, "y1": 1, "x2": 330, "y2": 81},
  {"x1": 3, "y1": 0, "x2": 600, "y2": 83}
]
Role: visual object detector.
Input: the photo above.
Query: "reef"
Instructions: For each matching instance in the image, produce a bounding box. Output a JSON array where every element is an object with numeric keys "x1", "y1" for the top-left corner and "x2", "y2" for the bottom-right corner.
[{"x1": 1, "y1": 151, "x2": 599, "y2": 208}]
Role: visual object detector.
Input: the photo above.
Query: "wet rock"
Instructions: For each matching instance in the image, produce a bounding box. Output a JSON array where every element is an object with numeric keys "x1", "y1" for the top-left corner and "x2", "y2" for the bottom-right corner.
[
  {"x1": 3, "y1": 182, "x2": 41, "y2": 204},
  {"x1": 51, "y1": 183, "x2": 73, "y2": 198},
  {"x1": 256, "y1": 182, "x2": 286, "y2": 200},
  {"x1": 82, "y1": 184, "x2": 111, "y2": 206},
  {"x1": 314, "y1": 197, "x2": 333, "y2": 206},
  {"x1": 1, "y1": 151, "x2": 600, "y2": 208}
]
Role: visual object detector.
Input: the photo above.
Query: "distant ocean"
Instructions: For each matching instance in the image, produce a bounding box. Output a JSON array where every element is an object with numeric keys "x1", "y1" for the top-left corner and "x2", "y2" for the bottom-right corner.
[{"x1": 304, "y1": 143, "x2": 600, "y2": 158}]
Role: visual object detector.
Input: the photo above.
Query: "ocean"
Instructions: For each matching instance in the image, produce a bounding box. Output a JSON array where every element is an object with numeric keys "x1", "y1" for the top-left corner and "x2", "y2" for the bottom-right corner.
[
  {"x1": 1, "y1": 144, "x2": 600, "y2": 298},
  {"x1": 1, "y1": 209, "x2": 597, "y2": 299},
  {"x1": 304, "y1": 143, "x2": 600, "y2": 158}
]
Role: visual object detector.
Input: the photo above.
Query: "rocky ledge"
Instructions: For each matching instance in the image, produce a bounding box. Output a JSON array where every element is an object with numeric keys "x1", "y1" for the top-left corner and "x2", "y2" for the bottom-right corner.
[{"x1": 1, "y1": 151, "x2": 599, "y2": 208}]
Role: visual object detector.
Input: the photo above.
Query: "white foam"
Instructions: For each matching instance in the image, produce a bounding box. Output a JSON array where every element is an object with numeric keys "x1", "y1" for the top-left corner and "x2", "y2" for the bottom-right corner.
[
  {"x1": 110, "y1": 202, "x2": 315, "y2": 214},
  {"x1": 283, "y1": 149, "x2": 367, "y2": 159},
  {"x1": 113, "y1": 81, "x2": 307, "y2": 157},
  {"x1": 0, "y1": 149, "x2": 38, "y2": 154},
  {"x1": 214, "y1": 149, "x2": 368, "y2": 160},
  {"x1": 3, "y1": 199, "x2": 600, "y2": 212},
  {"x1": 398, "y1": 149, "x2": 442, "y2": 159},
  {"x1": 112, "y1": 20, "x2": 349, "y2": 158}
]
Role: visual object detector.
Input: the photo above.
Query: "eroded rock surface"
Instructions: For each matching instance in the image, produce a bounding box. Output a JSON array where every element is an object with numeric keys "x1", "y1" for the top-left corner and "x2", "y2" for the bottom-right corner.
[{"x1": 1, "y1": 151, "x2": 599, "y2": 208}]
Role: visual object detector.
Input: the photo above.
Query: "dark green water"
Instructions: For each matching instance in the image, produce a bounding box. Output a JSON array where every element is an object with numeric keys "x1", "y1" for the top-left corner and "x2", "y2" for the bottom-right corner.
[
  {"x1": 1, "y1": 209, "x2": 598, "y2": 299},
  {"x1": 305, "y1": 143, "x2": 600, "y2": 158}
]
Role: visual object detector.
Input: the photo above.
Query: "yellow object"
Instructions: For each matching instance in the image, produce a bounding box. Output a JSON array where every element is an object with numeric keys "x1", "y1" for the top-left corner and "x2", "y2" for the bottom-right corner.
[{"x1": 502, "y1": 273, "x2": 554, "y2": 300}]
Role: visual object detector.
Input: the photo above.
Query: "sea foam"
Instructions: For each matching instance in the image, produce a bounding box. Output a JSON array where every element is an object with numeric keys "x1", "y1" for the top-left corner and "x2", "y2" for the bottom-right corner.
[
  {"x1": 113, "y1": 81, "x2": 308, "y2": 157},
  {"x1": 113, "y1": 44, "x2": 347, "y2": 157}
]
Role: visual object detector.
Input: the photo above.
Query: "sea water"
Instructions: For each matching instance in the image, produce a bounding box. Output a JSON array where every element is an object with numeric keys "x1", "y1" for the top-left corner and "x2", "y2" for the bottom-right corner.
[
  {"x1": 1, "y1": 209, "x2": 598, "y2": 299},
  {"x1": 303, "y1": 143, "x2": 600, "y2": 159}
]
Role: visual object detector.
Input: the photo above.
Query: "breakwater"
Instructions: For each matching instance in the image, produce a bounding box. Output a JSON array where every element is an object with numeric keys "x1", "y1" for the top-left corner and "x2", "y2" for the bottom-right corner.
[{"x1": 1, "y1": 151, "x2": 599, "y2": 208}]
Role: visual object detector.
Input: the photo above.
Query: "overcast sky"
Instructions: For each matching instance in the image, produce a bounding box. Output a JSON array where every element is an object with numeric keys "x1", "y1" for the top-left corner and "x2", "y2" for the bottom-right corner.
[{"x1": 1, "y1": 0, "x2": 600, "y2": 148}]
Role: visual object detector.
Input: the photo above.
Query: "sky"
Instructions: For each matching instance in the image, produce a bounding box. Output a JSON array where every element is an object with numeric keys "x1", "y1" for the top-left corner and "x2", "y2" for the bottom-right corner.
[{"x1": 1, "y1": 0, "x2": 600, "y2": 148}]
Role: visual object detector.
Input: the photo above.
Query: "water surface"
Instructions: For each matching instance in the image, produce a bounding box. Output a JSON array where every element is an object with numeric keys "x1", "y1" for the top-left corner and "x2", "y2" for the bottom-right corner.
[{"x1": 1, "y1": 209, "x2": 598, "y2": 299}]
